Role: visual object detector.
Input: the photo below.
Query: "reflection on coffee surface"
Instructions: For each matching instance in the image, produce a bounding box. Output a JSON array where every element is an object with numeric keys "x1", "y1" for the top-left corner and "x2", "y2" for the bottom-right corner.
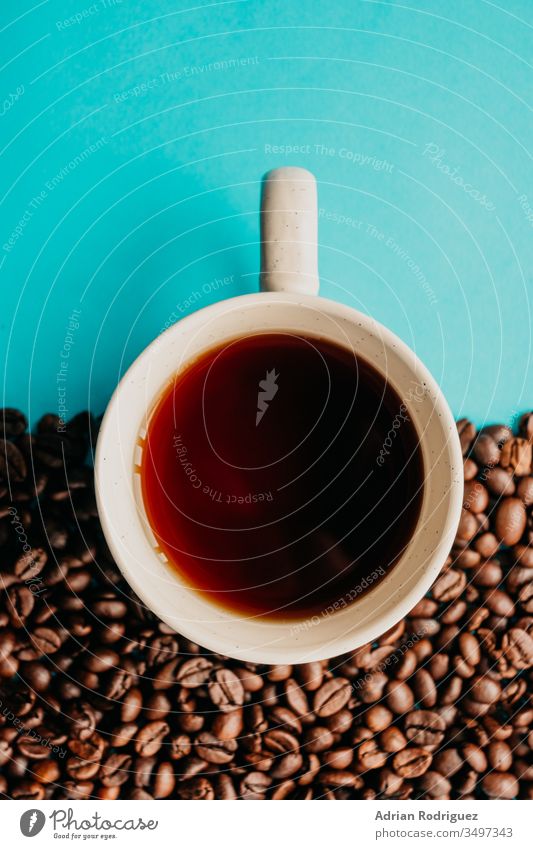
[{"x1": 140, "y1": 333, "x2": 424, "y2": 619}]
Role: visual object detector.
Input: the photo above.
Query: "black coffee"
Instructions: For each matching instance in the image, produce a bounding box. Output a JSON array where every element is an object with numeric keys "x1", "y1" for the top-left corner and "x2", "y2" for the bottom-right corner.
[{"x1": 140, "y1": 333, "x2": 424, "y2": 619}]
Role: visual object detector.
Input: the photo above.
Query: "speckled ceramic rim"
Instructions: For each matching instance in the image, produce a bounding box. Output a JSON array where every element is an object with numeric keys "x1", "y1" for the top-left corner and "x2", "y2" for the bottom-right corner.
[{"x1": 95, "y1": 290, "x2": 463, "y2": 663}]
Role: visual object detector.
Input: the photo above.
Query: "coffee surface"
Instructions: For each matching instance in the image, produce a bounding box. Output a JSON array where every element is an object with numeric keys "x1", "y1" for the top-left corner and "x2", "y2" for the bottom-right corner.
[{"x1": 140, "y1": 333, "x2": 424, "y2": 618}]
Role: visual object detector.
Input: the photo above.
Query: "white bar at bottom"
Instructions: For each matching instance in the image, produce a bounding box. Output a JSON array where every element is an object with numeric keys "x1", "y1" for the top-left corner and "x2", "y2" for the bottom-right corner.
[{"x1": 4, "y1": 799, "x2": 532, "y2": 848}]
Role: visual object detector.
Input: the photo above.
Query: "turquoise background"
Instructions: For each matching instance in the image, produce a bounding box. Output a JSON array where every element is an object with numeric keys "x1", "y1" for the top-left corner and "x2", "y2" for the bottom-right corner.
[{"x1": 1, "y1": 0, "x2": 531, "y2": 427}]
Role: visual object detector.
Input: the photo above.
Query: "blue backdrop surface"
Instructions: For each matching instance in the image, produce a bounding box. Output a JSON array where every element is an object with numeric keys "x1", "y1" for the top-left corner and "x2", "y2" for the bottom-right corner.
[{"x1": 1, "y1": 0, "x2": 532, "y2": 427}]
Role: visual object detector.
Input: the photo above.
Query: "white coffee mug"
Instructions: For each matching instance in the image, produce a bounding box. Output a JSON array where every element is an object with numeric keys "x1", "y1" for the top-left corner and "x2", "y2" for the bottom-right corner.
[{"x1": 95, "y1": 167, "x2": 463, "y2": 663}]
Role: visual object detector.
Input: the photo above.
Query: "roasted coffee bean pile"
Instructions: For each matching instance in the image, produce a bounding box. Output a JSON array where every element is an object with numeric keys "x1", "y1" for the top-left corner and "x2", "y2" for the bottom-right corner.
[{"x1": 0, "y1": 409, "x2": 532, "y2": 800}]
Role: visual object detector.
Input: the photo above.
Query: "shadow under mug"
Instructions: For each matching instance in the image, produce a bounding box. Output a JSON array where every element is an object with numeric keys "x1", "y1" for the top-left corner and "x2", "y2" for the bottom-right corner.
[{"x1": 95, "y1": 167, "x2": 463, "y2": 663}]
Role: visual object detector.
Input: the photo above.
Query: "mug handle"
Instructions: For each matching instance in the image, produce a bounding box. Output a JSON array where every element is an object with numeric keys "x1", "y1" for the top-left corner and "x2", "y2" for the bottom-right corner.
[{"x1": 260, "y1": 167, "x2": 320, "y2": 296}]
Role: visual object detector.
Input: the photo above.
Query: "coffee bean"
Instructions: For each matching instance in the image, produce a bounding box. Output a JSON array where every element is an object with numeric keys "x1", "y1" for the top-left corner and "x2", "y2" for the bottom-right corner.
[
  {"x1": 441, "y1": 599, "x2": 467, "y2": 625},
  {"x1": 99, "y1": 752, "x2": 133, "y2": 786},
  {"x1": 69, "y1": 703, "x2": 99, "y2": 742},
  {"x1": 379, "y1": 726, "x2": 407, "y2": 753},
  {"x1": 365, "y1": 705, "x2": 393, "y2": 732},
  {"x1": 395, "y1": 649, "x2": 417, "y2": 680},
  {"x1": 97, "y1": 786, "x2": 121, "y2": 800},
  {"x1": 355, "y1": 643, "x2": 396, "y2": 669},
  {"x1": 427, "y1": 654, "x2": 449, "y2": 682},
  {"x1": 270, "y1": 751, "x2": 303, "y2": 779},
  {"x1": 134, "y1": 721, "x2": 169, "y2": 757},
  {"x1": 151, "y1": 659, "x2": 179, "y2": 690},
  {"x1": 7, "y1": 586, "x2": 34, "y2": 628},
  {"x1": 485, "y1": 588, "x2": 515, "y2": 617},
  {"x1": 167, "y1": 733, "x2": 190, "y2": 761},
  {"x1": 232, "y1": 666, "x2": 263, "y2": 692},
  {"x1": 385, "y1": 680, "x2": 415, "y2": 714},
  {"x1": 247, "y1": 704, "x2": 267, "y2": 734},
  {"x1": 263, "y1": 728, "x2": 299, "y2": 754},
  {"x1": 482, "y1": 423, "x2": 512, "y2": 444},
  {"x1": 10, "y1": 780, "x2": 45, "y2": 800},
  {"x1": 518, "y1": 411, "x2": 533, "y2": 439},
  {"x1": 483, "y1": 716, "x2": 513, "y2": 741},
  {"x1": 473, "y1": 559, "x2": 502, "y2": 588},
  {"x1": 417, "y1": 770, "x2": 451, "y2": 799},
  {"x1": 260, "y1": 683, "x2": 278, "y2": 708},
  {"x1": 517, "y1": 476, "x2": 533, "y2": 506},
  {"x1": 66, "y1": 757, "x2": 100, "y2": 781},
  {"x1": 2, "y1": 409, "x2": 27, "y2": 437},
  {"x1": 243, "y1": 750, "x2": 273, "y2": 771},
  {"x1": 487, "y1": 741, "x2": 513, "y2": 772},
  {"x1": 475, "y1": 531, "x2": 500, "y2": 558},
  {"x1": 318, "y1": 770, "x2": 363, "y2": 788},
  {"x1": 313, "y1": 678, "x2": 351, "y2": 717},
  {"x1": 216, "y1": 773, "x2": 238, "y2": 800},
  {"x1": 357, "y1": 671, "x2": 389, "y2": 705},
  {"x1": 295, "y1": 661, "x2": 323, "y2": 691},
  {"x1": 145, "y1": 692, "x2": 171, "y2": 721},
  {"x1": 508, "y1": 566, "x2": 533, "y2": 595},
  {"x1": 413, "y1": 670, "x2": 437, "y2": 708},
  {"x1": 68, "y1": 733, "x2": 105, "y2": 762},
  {"x1": 17, "y1": 735, "x2": 53, "y2": 760},
  {"x1": 92, "y1": 597, "x2": 128, "y2": 620},
  {"x1": 485, "y1": 466, "x2": 516, "y2": 496},
  {"x1": 239, "y1": 772, "x2": 271, "y2": 799},
  {"x1": 393, "y1": 747, "x2": 432, "y2": 778},
  {"x1": 378, "y1": 767, "x2": 403, "y2": 796},
  {"x1": 208, "y1": 668, "x2": 244, "y2": 711},
  {"x1": 30, "y1": 628, "x2": 61, "y2": 656},
  {"x1": 111, "y1": 724, "x2": 137, "y2": 748},
  {"x1": 322, "y1": 747, "x2": 353, "y2": 770},
  {"x1": 178, "y1": 711, "x2": 203, "y2": 734},
  {"x1": 33, "y1": 758, "x2": 61, "y2": 784},
  {"x1": 501, "y1": 628, "x2": 533, "y2": 668},
  {"x1": 13, "y1": 547, "x2": 47, "y2": 580},
  {"x1": 177, "y1": 657, "x2": 214, "y2": 687},
  {"x1": 463, "y1": 480, "x2": 489, "y2": 513},
  {"x1": 500, "y1": 437, "x2": 532, "y2": 476},
  {"x1": 495, "y1": 497, "x2": 527, "y2": 546},
  {"x1": 120, "y1": 688, "x2": 143, "y2": 723},
  {"x1": 473, "y1": 433, "x2": 500, "y2": 466},
  {"x1": 103, "y1": 668, "x2": 133, "y2": 700},
  {"x1": 352, "y1": 726, "x2": 373, "y2": 746},
  {"x1": 195, "y1": 731, "x2": 237, "y2": 764},
  {"x1": 20, "y1": 662, "x2": 51, "y2": 693},
  {"x1": 212, "y1": 708, "x2": 243, "y2": 740},
  {"x1": 303, "y1": 726, "x2": 334, "y2": 753},
  {"x1": 470, "y1": 675, "x2": 501, "y2": 704},
  {"x1": 323, "y1": 709, "x2": 351, "y2": 735},
  {"x1": 518, "y1": 581, "x2": 533, "y2": 613},
  {"x1": 461, "y1": 743, "x2": 487, "y2": 772},
  {"x1": 482, "y1": 772, "x2": 518, "y2": 799},
  {"x1": 404, "y1": 711, "x2": 445, "y2": 750},
  {"x1": 284, "y1": 678, "x2": 310, "y2": 717},
  {"x1": 270, "y1": 779, "x2": 296, "y2": 800},
  {"x1": 456, "y1": 419, "x2": 476, "y2": 454},
  {"x1": 456, "y1": 509, "x2": 479, "y2": 542},
  {"x1": 84, "y1": 647, "x2": 120, "y2": 673},
  {"x1": 358, "y1": 739, "x2": 387, "y2": 770},
  {"x1": 433, "y1": 748, "x2": 463, "y2": 777},
  {"x1": 267, "y1": 664, "x2": 292, "y2": 681},
  {"x1": 0, "y1": 439, "x2": 27, "y2": 482},
  {"x1": 178, "y1": 776, "x2": 214, "y2": 800}
]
